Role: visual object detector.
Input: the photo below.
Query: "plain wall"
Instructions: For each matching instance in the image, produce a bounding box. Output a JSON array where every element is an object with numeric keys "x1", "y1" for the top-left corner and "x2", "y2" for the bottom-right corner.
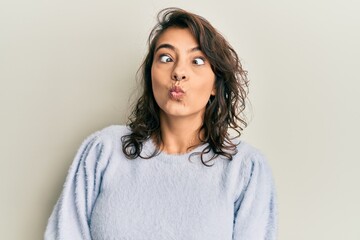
[{"x1": 1, "y1": 0, "x2": 359, "y2": 239}]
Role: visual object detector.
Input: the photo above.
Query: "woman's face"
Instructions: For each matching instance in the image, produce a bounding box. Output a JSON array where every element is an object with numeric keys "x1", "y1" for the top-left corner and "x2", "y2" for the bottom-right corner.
[{"x1": 151, "y1": 27, "x2": 216, "y2": 121}]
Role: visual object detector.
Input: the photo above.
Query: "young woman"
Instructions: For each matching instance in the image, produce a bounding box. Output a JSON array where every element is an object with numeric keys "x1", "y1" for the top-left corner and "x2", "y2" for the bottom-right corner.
[{"x1": 45, "y1": 8, "x2": 277, "y2": 240}]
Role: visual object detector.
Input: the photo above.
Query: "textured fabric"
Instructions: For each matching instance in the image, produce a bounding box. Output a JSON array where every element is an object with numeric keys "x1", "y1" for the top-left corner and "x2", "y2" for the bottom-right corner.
[{"x1": 45, "y1": 125, "x2": 277, "y2": 240}]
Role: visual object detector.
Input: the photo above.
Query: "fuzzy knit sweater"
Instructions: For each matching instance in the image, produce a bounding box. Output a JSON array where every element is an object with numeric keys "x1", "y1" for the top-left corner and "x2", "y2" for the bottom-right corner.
[{"x1": 45, "y1": 125, "x2": 277, "y2": 240}]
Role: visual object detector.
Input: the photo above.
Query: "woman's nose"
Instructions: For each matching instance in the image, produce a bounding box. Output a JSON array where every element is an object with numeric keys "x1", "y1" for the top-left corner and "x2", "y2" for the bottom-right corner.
[
  {"x1": 172, "y1": 62, "x2": 188, "y2": 81},
  {"x1": 172, "y1": 73, "x2": 186, "y2": 81}
]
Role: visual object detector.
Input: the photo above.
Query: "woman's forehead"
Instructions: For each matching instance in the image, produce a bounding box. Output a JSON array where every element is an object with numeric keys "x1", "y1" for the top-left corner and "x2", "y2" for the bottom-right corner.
[{"x1": 154, "y1": 27, "x2": 199, "y2": 50}]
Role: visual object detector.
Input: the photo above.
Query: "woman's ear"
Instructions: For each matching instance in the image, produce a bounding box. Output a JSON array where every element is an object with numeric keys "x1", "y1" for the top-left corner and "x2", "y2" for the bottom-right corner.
[
  {"x1": 211, "y1": 84, "x2": 216, "y2": 96},
  {"x1": 211, "y1": 76, "x2": 216, "y2": 96}
]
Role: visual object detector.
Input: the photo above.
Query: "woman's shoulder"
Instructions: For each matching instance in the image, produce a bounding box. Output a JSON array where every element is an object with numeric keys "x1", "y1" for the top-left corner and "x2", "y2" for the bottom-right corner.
[
  {"x1": 97, "y1": 124, "x2": 130, "y2": 136},
  {"x1": 227, "y1": 140, "x2": 275, "y2": 201},
  {"x1": 76, "y1": 125, "x2": 130, "y2": 152},
  {"x1": 227, "y1": 140, "x2": 272, "y2": 174},
  {"x1": 234, "y1": 141, "x2": 266, "y2": 161},
  {"x1": 88, "y1": 125, "x2": 130, "y2": 141}
]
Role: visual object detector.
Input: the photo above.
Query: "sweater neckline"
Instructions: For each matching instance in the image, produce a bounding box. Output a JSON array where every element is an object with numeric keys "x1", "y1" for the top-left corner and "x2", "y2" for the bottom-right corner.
[{"x1": 143, "y1": 138, "x2": 209, "y2": 161}]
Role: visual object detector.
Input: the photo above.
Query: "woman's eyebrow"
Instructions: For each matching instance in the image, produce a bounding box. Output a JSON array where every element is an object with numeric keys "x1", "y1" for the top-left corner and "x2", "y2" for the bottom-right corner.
[
  {"x1": 190, "y1": 46, "x2": 201, "y2": 52},
  {"x1": 155, "y1": 44, "x2": 201, "y2": 53},
  {"x1": 155, "y1": 43, "x2": 175, "y2": 53}
]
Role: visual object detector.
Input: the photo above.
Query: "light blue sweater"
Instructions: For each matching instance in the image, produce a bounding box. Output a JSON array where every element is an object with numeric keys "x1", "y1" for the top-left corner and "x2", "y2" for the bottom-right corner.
[{"x1": 45, "y1": 125, "x2": 277, "y2": 240}]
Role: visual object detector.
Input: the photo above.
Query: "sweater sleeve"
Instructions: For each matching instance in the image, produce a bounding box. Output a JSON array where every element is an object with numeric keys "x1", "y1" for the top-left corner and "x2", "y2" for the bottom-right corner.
[
  {"x1": 44, "y1": 131, "x2": 112, "y2": 240},
  {"x1": 233, "y1": 152, "x2": 278, "y2": 240}
]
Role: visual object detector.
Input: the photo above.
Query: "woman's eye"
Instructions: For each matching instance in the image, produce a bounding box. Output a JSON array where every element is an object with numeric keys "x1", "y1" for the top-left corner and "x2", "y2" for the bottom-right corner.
[
  {"x1": 193, "y1": 57, "x2": 205, "y2": 65},
  {"x1": 159, "y1": 55, "x2": 173, "y2": 63}
]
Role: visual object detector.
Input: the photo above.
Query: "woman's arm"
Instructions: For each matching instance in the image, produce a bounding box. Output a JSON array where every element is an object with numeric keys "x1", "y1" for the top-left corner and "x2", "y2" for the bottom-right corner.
[
  {"x1": 233, "y1": 153, "x2": 278, "y2": 240},
  {"x1": 45, "y1": 131, "x2": 112, "y2": 240}
]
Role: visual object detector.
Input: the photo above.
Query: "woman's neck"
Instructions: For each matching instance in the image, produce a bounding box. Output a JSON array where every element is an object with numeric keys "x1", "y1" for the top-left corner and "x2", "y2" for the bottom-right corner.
[{"x1": 158, "y1": 112, "x2": 204, "y2": 154}]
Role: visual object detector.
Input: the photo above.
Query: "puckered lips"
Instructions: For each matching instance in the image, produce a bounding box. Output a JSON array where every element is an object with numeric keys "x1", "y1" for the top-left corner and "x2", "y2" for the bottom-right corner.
[{"x1": 169, "y1": 86, "x2": 185, "y2": 101}]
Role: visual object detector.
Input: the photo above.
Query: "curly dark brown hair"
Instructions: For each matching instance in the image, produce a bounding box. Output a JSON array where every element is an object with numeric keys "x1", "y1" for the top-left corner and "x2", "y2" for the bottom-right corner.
[{"x1": 122, "y1": 7, "x2": 249, "y2": 166}]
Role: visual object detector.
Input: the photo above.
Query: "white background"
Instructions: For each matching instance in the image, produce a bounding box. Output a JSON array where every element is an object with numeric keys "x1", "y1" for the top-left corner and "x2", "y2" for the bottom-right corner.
[{"x1": 1, "y1": 0, "x2": 359, "y2": 239}]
